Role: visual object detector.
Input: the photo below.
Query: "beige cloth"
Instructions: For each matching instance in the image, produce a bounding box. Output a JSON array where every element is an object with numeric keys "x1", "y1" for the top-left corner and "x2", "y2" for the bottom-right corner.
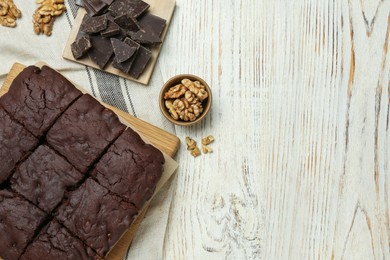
[{"x1": 0, "y1": 1, "x2": 177, "y2": 259}]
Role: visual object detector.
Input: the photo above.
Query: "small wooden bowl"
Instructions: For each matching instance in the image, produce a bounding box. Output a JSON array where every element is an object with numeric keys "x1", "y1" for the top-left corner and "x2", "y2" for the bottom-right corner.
[{"x1": 159, "y1": 74, "x2": 212, "y2": 126}]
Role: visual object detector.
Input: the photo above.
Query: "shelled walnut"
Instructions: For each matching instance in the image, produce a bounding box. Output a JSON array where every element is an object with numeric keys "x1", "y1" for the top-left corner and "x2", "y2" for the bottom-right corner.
[
  {"x1": 164, "y1": 78, "x2": 209, "y2": 122},
  {"x1": 33, "y1": 0, "x2": 66, "y2": 36},
  {"x1": 0, "y1": 0, "x2": 21, "y2": 28}
]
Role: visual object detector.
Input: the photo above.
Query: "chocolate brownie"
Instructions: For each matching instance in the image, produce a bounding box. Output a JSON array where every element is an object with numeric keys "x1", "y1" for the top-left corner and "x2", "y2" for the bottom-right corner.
[
  {"x1": 10, "y1": 145, "x2": 84, "y2": 213},
  {"x1": 21, "y1": 221, "x2": 98, "y2": 260},
  {"x1": 0, "y1": 190, "x2": 46, "y2": 260},
  {"x1": 0, "y1": 107, "x2": 38, "y2": 185},
  {"x1": 0, "y1": 66, "x2": 82, "y2": 137},
  {"x1": 55, "y1": 179, "x2": 138, "y2": 257},
  {"x1": 47, "y1": 94, "x2": 126, "y2": 173},
  {"x1": 92, "y1": 128, "x2": 164, "y2": 209}
]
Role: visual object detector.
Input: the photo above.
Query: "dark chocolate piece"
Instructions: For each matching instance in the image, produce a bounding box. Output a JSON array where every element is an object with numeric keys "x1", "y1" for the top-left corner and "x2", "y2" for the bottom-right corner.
[
  {"x1": 112, "y1": 38, "x2": 140, "y2": 73},
  {"x1": 114, "y1": 13, "x2": 141, "y2": 32},
  {"x1": 87, "y1": 35, "x2": 114, "y2": 68},
  {"x1": 0, "y1": 107, "x2": 38, "y2": 185},
  {"x1": 100, "y1": 20, "x2": 120, "y2": 37},
  {"x1": 21, "y1": 221, "x2": 98, "y2": 260},
  {"x1": 55, "y1": 179, "x2": 138, "y2": 257},
  {"x1": 10, "y1": 145, "x2": 84, "y2": 213},
  {"x1": 111, "y1": 38, "x2": 137, "y2": 63},
  {"x1": 47, "y1": 94, "x2": 126, "y2": 173},
  {"x1": 0, "y1": 190, "x2": 46, "y2": 260},
  {"x1": 138, "y1": 13, "x2": 166, "y2": 37},
  {"x1": 83, "y1": 0, "x2": 107, "y2": 16},
  {"x1": 80, "y1": 14, "x2": 108, "y2": 34},
  {"x1": 71, "y1": 35, "x2": 92, "y2": 59},
  {"x1": 108, "y1": 0, "x2": 150, "y2": 18},
  {"x1": 129, "y1": 45, "x2": 152, "y2": 78},
  {"x1": 92, "y1": 128, "x2": 164, "y2": 209},
  {"x1": 0, "y1": 65, "x2": 82, "y2": 137},
  {"x1": 131, "y1": 25, "x2": 161, "y2": 45}
]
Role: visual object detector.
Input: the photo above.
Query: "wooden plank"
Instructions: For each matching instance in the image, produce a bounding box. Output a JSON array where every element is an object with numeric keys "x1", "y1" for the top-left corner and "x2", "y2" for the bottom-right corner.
[
  {"x1": 63, "y1": 0, "x2": 176, "y2": 85},
  {"x1": 0, "y1": 63, "x2": 180, "y2": 158}
]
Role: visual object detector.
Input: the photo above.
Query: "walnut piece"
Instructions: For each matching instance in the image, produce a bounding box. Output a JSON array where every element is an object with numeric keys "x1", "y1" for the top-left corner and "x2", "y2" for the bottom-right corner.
[
  {"x1": 202, "y1": 144, "x2": 213, "y2": 154},
  {"x1": 33, "y1": 0, "x2": 66, "y2": 36},
  {"x1": 185, "y1": 137, "x2": 197, "y2": 151},
  {"x1": 191, "y1": 147, "x2": 201, "y2": 157},
  {"x1": 163, "y1": 78, "x2": 209, "y2": 122},
  {"x1": 0, "y1": 0, "x2": 21, "y2": 28},
  {"x1": 202, "y1": 135, "x2": 215, "y2": 145}
]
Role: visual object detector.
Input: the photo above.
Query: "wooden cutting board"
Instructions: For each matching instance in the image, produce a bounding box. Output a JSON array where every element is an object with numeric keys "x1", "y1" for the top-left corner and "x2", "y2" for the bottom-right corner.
[
  {"x1": 0, "y1": 63, "x2": 180, "y2": 259},
  {"x1": 63, "y1": 0, "x2": 176, "y2": 85}
]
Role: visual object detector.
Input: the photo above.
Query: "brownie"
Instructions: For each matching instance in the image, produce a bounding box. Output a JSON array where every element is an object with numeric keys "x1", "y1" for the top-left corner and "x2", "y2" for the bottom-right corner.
[
  {"x1": 21, "y1": 221, "x2": 98, "y2": 260},
  {"x1": 0, "y1": 107, "x2": 38, "y2": 185},
  {"x1": 0, "y1": 66, "x2": 82, "y2": 137},
  {"x1": 55, "y1": 179, "x2": 138, "y2": 257},
  {"x1": 0, "y1": 190, "x2": 46, "y2": 260},
  {"x1": 47, "y1": 94, "x2": 126, "y2": 173},
  {"x1": 92, "y1": 128, "x2": 164, "y2": 209},
  {"x1": 10, "y1": 145, "x2": 84, "y2": 213}
]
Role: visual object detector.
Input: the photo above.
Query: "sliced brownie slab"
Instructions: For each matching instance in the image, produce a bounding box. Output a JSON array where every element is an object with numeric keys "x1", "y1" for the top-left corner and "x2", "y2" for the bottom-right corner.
[
  {"x1": 0, "y1": 190, "x2": 46, "y2": 260},
  {"x1": 0, "y1": 107, "x2": 38, "y2": 185},
  {"x1": 92, "y1": 128, "x2": 164, "y2": 209},
  {"x1": 10, "y1": 145, "x2": 84, "y2": 213},
  {"x1": 55, "y1": 179, "x2": 138, "y2": 257},
  {"x1": 47, "y1": 94, "x2": 126, "y2": 173},
  {"x1": 21, "y1": 220, "x2": 98, "y2": 260},
  {"x1": 0, "y1": 66, "x2": 82, "y2": 137}
]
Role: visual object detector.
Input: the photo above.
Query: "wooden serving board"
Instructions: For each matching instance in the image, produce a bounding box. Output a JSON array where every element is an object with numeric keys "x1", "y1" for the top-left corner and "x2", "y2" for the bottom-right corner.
[
  {"x1": 0, "y1": 63, "x2": 180, "y2": 259},
  {"x1": 63, "y1": 0, "x2": 176, "y2": 85}
]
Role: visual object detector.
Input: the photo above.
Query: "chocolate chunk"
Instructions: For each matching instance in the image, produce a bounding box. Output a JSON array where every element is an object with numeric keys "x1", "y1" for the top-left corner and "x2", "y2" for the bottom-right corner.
[
  {"x1": 138, "y1": 13, "x2": 166, "y2": 37},
  {"x1": 21, "y1": 221, "x2": 98, "y2": 260},
  {"x1": 92, "y1": 128, "x2": 164, "y2": 209},
  {"x1": 0, "y1": 107, "x2": 38, "y2": 185},
  {"x1": 71, "y1": 35, "x2": 92, "y2": 59},
  {"x1": 10, "y1": 145, "x2": 84, "y2": 213},
  {"x1": 108, "y1": 0, "x2": 150, "y2": 18},
  {"x1": 84, "y1": 0, "x2": 107, "y2": 16},
  {"x1": 46, "y1": 94, "x2": 126, "y2": 173},
  {"x1": 111, "y1": 38, "x2": 137, "y2": 63},
  {"x1": 80, "y1": 14, "x2": 108, "y2": 34},
  {"x1": 100, "y1": 20, "x2": 120, "y2": 37},
  {"x1": 128, "y1": 45, "x2": 151, "y2": 78},
  {"x1": 55, "y1": 179, "x2": 138, "y2": 257},
  {"x1": 131, "y1": 25, "x2": 161, "y2": 45},
  {"x1": 114, "y1": 13, "x2": 141, "y2": 32},
  {"x1": 87, "y1": 35, "x2": 114, "y2": 69},
  {"x1": 0, "y1": 65, "x2": 82, "y2": 137},
  {"x1": 112, "y1": 37, "x2": 140, "y2": 73},
  {"x1": 0, "y1": 190, "x2": 46, "y2": 260}
]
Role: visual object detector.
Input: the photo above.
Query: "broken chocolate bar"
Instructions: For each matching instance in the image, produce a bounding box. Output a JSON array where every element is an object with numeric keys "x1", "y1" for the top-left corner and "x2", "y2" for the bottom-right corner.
[
  {"x1": 84, "y1": 0, "x2": 107, "y2": 16},
  {"x1": 114, "y1": 13, "x2": 141, "y2": 32},
  {"x1": 111, "y1": 38, "x2": 137, "y2": 63},
  {"x1": 71, "y1": 35, "x2": 92, "y2": 59},
  {"x1": 112, "y1": 37, "x2": 140, "y2": 73},
  {"x1": 80, "y1": 14, "x2": 108, "y2": 33},
  {"x1": 108, "y1": 0, "x2": 150, "y2": 18},
  {"x1": 88, "y1": 35, "x2": 114, "y2": 69},
  {"x1": 129, "y1": 45, "x2": 151, "y2": 78},
  {"x1": 138, "y1": 13, "x2": 166, "y2": 37},
  {"x1": 100, "y1": 20, "x2": 120, "y2": 37},
  {"x1": 131, "y1": 25, "x2": 161, "y2": 45}
]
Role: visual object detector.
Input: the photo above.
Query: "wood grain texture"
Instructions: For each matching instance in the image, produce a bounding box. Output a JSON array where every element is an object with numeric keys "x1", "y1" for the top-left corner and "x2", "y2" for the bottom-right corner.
[{"x1": 157, "y1": 0, "x2": 390, "y2": 259}]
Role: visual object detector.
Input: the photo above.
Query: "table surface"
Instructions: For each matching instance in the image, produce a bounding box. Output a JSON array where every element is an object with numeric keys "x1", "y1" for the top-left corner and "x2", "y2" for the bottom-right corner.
[{"x1": 160, "y1": 0, "x2": 390, "y2": 259}]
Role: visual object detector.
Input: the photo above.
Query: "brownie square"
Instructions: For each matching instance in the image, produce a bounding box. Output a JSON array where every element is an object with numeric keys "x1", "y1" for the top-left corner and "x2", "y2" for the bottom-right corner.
[
  {"x1": 0, "y1": 66, "x2": 82, "y2": 137},
  {"x1": 10, "y1": 145, "x2": 84, "y2": 213},
  {"x1": 21, "y1": 220, "x2": 98, "y2": 260},
  {"x1": 0, "y1": 107, "x2": 38, "y2": 185},
  {"x1": 47, "y1": 94, "x2": 126, "y2": 173},
  {"x1": 0, "y1": 190, "x2": 46, "y2": 260},
  {"x1": 92, "y1": 128, "x2": 164, "y2": 209},
  {"x1": 55, "y1": 179, "x2": 138, "y2": 257}
]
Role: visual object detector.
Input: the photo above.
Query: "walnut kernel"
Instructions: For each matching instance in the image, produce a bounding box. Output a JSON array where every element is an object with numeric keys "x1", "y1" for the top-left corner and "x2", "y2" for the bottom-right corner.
[
  {"x1": 202, "y1": 135, "x2": 215, "y2": 145},
  {"x1": 0, "y1": 0, "x2": 21, "y2": 28},
  {"x1": 202, "y1": 144, "x2": 213, "y2": 154}
]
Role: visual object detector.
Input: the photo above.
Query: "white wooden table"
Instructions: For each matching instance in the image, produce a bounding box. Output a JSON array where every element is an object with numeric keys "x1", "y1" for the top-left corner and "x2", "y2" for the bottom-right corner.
[{"x1": 159, "y1": 0, "x2": 390, "y2": 259}]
